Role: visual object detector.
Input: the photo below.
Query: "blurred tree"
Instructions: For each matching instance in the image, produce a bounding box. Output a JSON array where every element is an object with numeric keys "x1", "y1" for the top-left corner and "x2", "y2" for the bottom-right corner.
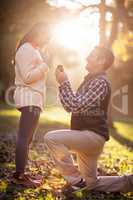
[
  {"x1": 72, "y1": 0, "x2": 133, "y2": 47},
  {"x1": 0, "y1": 0, "x2": 58, "y2": 93}
]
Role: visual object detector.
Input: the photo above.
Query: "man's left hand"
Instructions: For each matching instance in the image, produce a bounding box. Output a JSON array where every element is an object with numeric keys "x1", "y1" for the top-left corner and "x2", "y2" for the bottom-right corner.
[{"x1": 55, "y1": 67, "x2": 68, "y2": 85}]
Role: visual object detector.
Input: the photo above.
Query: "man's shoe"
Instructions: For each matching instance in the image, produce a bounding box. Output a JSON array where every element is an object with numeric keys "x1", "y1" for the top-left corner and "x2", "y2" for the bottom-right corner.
[
  {"x1": 12, "y1": 172, "x2": 42, "y2": 188},
  {"x1": 62, "y1": 178, "x2": 87, "y2": 194}
]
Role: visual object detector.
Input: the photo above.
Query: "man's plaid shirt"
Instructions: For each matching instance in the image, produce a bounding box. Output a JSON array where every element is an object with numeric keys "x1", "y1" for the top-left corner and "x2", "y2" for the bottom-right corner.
[{"x1": 59, "y1": 73, "x2": 111, "y2": 116}]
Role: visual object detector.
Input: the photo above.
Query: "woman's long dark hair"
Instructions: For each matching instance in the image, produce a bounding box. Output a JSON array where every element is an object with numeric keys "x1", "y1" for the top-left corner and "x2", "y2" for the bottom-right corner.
[
  {"x1": 13, "y1": 22, "x2": 50, "y2": 65},
  {"x1": 16, "y1": 22, "x2": 50, "y2": 52}
]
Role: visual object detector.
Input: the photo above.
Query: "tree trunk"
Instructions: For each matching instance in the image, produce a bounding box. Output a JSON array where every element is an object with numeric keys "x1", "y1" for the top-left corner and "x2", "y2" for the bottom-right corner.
[
  {"x1": 107, "y1": 11, "x2": 119, "y2": 47},
  {"x1": 99, "y1": 0, "x2": 106, "y2": 46}
]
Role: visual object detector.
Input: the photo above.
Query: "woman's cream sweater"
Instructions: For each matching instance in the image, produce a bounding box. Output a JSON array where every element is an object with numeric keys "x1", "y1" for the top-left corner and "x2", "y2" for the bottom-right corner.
[{"x1": 14, "y1": 42, "x2": 48, "y2": 111}]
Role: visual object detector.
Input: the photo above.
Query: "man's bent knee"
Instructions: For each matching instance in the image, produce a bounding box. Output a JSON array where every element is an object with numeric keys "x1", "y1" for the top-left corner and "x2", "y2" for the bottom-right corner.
[
  {"x1": 44, "y1": 130, "x2": 59, "y2": 143},
  {"x1": 44, "y1": 132, "x2": 53, "y2": 141}
]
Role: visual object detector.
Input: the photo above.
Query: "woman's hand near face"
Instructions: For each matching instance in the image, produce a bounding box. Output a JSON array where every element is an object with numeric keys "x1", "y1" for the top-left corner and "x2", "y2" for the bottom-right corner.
[{"x1": 34, "y1": 59, "x2": 49, "y2": 73}]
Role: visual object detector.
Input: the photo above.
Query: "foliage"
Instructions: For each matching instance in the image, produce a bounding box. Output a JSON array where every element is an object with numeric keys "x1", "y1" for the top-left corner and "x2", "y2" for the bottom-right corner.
[{"x1": 113, "y1": 31, "x2": 133, "y2": 61}]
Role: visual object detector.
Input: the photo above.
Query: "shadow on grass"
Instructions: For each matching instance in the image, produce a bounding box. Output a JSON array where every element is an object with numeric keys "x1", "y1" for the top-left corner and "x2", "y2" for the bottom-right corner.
[
  {"x1": 0, "y1": 181, "x2": 49, "y2": 200},
  {"x1": 1, "y1": 182, "x2": 25, "y2": 200},
  {"x1": 64, "y1": 190, "x2": 132, "y2": 200},
  {"x1": 110, "y1": 127, "x2": 133, "y2": 151},
  {"x1": 1, "y1": 181, "x2": 132, "y2": 200}
]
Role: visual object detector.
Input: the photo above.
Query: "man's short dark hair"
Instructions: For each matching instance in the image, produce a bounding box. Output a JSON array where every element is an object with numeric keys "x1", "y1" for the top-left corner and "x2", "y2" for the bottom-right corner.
[{"x1": 94, "y1": 46, "x2": 115, "y2": 69}]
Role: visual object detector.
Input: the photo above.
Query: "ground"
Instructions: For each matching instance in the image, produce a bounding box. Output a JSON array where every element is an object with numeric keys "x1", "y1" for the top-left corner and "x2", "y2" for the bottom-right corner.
[{"x1": 0, "y1": 104, "x2": 133, "y2": 200}]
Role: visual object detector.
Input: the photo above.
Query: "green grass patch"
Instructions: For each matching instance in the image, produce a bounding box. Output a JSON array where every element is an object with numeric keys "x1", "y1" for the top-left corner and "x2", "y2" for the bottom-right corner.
[{"x1": 114, "y1": 121, "x2": 133, "y2": 142}]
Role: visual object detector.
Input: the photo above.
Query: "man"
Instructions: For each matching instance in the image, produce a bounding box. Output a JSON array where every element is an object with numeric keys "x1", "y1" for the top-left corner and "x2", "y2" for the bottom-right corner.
[{"x1": 44, "y1": 46, "x2": 133, "y2": 193}]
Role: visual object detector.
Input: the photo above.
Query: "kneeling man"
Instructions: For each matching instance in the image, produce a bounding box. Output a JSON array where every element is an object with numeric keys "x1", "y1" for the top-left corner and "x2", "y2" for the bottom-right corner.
[{"x1": 44, "y1": 46, "x2": 133, "y2": 193}]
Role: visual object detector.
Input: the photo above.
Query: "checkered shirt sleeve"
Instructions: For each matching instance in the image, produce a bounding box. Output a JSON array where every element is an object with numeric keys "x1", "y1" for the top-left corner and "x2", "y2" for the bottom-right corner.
[{"x1": 59, "y1": 77, "x2": 108, "y2": 113}]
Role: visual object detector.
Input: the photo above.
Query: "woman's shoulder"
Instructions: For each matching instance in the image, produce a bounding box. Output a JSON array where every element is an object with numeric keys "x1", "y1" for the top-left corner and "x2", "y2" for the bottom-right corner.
[
  {"x1": 17, "y1": 42, "x2": 34, "y2": 53},
  {"x1": 16, "y1": 42, "x2": 36, "y2": 59}
]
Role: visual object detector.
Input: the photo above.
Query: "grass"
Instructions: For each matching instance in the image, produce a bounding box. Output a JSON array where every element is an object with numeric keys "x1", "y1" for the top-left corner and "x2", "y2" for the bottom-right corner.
[
  {"x1": 114, "y1": 122, "x2": 133, "y2": 142},
  {"x1": 0, "y1": 104, "x2": 133, "y2": 199}
]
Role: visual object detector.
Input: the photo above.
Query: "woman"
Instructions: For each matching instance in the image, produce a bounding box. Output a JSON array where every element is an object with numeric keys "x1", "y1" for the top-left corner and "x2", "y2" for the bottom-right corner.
[{"x1": 13, "y1": 23, "x2": 51, "y2": 187}]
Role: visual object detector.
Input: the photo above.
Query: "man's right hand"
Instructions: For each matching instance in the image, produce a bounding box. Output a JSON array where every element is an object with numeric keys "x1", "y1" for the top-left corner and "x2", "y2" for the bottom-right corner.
[{"x1": 55, "y1": 66, "x2": 68, "y2": 85}]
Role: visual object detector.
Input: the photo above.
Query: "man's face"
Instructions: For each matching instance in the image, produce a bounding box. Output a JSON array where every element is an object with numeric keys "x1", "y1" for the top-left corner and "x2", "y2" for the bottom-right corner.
[{"x1": 85, "y1": 49, "x2": 106, "y2": 73}]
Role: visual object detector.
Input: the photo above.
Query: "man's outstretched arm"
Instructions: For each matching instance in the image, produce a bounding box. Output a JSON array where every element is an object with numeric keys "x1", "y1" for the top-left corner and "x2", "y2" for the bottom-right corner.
[{"x1": 59, "y1": 78, "x2": 107, "y2": 113}]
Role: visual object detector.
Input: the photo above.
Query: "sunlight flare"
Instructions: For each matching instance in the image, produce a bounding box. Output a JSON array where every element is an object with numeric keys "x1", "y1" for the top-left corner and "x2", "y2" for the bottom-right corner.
[{"x1": 53, "y1": 16, "x2": 99, "y2": 53}]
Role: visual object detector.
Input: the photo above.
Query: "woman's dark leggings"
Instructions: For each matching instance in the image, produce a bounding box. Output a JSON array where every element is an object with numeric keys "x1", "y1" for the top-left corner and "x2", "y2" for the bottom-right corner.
[{"x1": 15, "y1": 106, "x2": 41, "y2": 174}]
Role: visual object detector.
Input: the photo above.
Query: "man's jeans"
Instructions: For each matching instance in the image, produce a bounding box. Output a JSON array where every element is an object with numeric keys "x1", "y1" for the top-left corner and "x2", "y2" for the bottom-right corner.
[{"x1": 44, "y1": 129, "x2": 133, "y2": 192}]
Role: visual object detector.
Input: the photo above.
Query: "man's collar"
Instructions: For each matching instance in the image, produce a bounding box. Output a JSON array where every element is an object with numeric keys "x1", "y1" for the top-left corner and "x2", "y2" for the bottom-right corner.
[{"x1": 84, "y1": 71, "x2": 106, "y2": 81}]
